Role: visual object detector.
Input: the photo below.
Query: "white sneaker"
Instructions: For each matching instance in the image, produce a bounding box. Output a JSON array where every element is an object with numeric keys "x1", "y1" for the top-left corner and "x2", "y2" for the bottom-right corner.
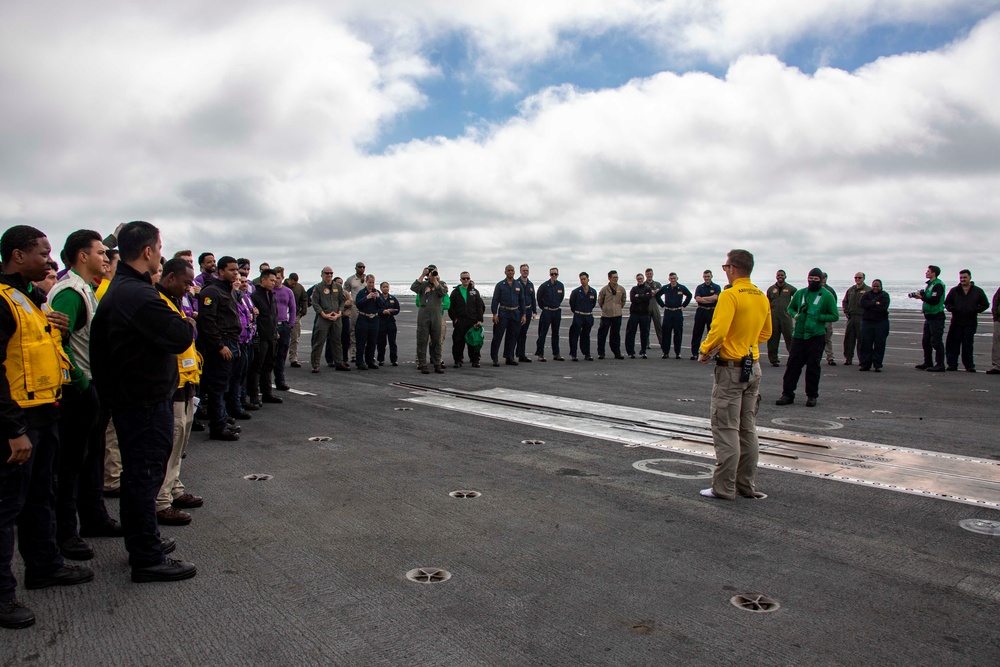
[{"x1": 699, "y1": 488, "x2": 719, "y2": 498}]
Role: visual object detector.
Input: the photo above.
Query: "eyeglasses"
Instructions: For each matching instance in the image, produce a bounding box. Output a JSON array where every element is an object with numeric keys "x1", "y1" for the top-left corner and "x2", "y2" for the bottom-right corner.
[
  {"x1": 550, "y1": 272, "x2": 558, "y2": 276},
  {"x1": 461, "y1": 277, "x2": 470, "y2": 281},
  {"x1": 855, "y1": 276, "x2": 864, "y2": 280},
  {"x1": 722, "y1": 264, "x2": 731, "y2": 270},
  {"x1": 322, "y1": 271, "x2": 333, "y2": 275}
]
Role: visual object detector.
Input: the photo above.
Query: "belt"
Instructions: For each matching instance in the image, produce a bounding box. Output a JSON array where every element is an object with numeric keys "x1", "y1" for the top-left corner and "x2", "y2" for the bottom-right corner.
[
  {"x1": 573, "y1": 311, "x2": 594, "y2": 316},
  {"x1": 499, "y1": 305, "x2": 519, "y2": 311},
  {"x1": 361, "y1": 312, "x2": 378, "y2": 319},
  {"x1": 665, "y1": 307, "x2": 682, "y2": 311},
  {"x1": 698, "y1": 306, "x2": 716, "y2": 310},
  {"x1": 716, "y1": 358, "x2": 755, "y2": 367},
  {"x1": 544, "y1": 306, "x2": 561, "y2": 311}
]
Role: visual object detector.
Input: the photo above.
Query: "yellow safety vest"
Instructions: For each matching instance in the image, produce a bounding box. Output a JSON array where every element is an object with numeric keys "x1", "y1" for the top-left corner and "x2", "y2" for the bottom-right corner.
[
  {"x1": 0, "y1": 283, "x2": 72, "y2": 407},
  {"x1": 159, "y1": 292, "x2": 202, "y2": 387}
]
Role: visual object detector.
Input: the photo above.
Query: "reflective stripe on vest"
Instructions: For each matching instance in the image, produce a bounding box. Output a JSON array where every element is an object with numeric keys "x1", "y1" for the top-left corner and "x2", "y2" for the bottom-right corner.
[
  {"x1": 923, "y1": 278, "x2": 945, "y2": 316},
  {"x1": 47, "y1": 270, "x2": 97, "y2": 380},
  {"x1": 159, "y1": 292, "x2": 201, "y2": 386},
  {"x1": 0, "y1": 284, "x2": 71, "y2": 407}
]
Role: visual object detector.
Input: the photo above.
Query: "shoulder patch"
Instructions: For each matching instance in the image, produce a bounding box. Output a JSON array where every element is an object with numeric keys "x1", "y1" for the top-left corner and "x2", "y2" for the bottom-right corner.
[{"x1": 203, "y1": 297, "x2": 212, "y2": 306}]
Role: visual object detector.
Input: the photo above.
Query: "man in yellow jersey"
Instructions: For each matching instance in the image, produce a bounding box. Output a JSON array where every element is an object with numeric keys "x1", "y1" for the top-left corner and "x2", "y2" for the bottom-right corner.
[
  {"x1": 1, "y1": 225, "x2": 91, "y2": 630},
  {"x1": 697, "y1": 249, "x2": 772, "y2": 501}
]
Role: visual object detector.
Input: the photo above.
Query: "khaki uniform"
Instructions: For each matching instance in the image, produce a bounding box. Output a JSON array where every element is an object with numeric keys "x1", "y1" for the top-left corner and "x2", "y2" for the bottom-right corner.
[
  {"x1": 344, "y1": 274, "x2": 366, "y2": 362},
  {"x1": 822, "y1": 285, "x2": 837, "y2": 362}
]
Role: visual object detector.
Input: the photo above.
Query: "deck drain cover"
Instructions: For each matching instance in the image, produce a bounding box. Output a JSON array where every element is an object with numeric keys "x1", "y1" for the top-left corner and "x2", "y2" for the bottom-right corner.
[
  {"x1": 871, "y1": 410, "x2": 892, "y2": 415},
  {"x1": 634, "y1": 458, "x2": 713, "y2": 479},
  {"x1": 972, "y1": 389, "x2": 989, "y2": 393},
  {"x1": 771, "y1": 417, "x2": 843, "y2": 431},
  {"x1": 394, "y1": 407, "x2": 413, "y2": 411},
  {"x1": 521, "y1": 439, "x2": 546, "y2": 445},
  {"x1": 596, "y1": 373, "x2": 609, "y2": 376},
  {"x1": 449, "y1": 490, "x2": 481, "y2": 499},
  {"x1": 243, "y1": 474, "x2": 273, "y2": 481},
  {"x1": 405, "y1": 568, "x2": 451, "y2": 584},
  {"x1": 308, "y1": 436, "x2": 332, "y2": 442},
  {"x1": 845, "y1": 389, "x2": 862, "y2": 393},
  {"x1": 959, "y1": 519, "x2": 1000, "y2": 536},
  {"x1": 730, "y1": 594, "x2": 780, "y2": 613},
  {"x1": 676, "y1": 398, "x2": 695, "y2": 402},
  {"x1": 837, "y1": 416, "x2": 856, "y2": 421}
]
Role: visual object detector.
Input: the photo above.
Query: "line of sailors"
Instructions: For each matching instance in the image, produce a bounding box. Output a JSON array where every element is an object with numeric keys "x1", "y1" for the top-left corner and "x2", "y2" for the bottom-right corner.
[{"x1": 484, "y1": 264, "x2": 723, "y2": 365}]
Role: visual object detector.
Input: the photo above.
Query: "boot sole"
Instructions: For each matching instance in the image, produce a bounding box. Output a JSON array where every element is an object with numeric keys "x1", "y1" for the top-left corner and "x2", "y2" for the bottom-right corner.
[
  {"x1": 131, "y1": 567, "x2": 198, "y2": 583},
  {"x1": 25, "y1": 570, "x2": 95, "y2": 590}
]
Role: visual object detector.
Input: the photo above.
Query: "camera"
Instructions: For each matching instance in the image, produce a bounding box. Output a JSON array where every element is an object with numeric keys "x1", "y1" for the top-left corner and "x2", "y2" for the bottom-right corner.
[{"x1": 907, "y1": 290, "x2": 923, "y2": 299}]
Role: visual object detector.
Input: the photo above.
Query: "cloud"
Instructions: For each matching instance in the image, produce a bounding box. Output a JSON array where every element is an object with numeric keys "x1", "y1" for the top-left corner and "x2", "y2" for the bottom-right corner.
[
  {"x1": 0, "y1": 5, "x2": 434, "y2": 222},
  {"x1": 299, "y1": 12, "x2": 1000, "y2": 280},
  {"x1": 0, "y1": 3, "x2": 998, "y2": 285}
]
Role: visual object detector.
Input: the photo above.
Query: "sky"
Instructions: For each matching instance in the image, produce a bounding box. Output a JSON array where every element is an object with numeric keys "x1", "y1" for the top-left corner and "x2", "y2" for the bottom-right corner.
[{"x1": 2, "y1": 0, "x2": 999, "y2": 287}]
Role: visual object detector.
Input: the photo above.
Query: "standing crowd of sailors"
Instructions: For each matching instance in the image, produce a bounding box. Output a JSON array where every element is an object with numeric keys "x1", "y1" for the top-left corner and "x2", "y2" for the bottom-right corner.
[{"x1": 3, "y1": 218, "x2": 998, "y2": 630}]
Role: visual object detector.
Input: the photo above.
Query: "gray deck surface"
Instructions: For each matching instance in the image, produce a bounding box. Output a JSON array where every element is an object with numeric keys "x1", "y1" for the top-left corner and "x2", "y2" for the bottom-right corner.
[{"x1": 6, "y1": 301, "x2": 999, "y2": 666}]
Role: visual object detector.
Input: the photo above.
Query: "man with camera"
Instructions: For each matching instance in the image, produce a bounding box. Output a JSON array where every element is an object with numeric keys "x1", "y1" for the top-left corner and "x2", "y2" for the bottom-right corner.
[
  {"x1": 908, "y1": 265, "x2": 947, "y2": 372},
  {"x1": 411, "y1": 265, "x2": 448, "y2": 373}
]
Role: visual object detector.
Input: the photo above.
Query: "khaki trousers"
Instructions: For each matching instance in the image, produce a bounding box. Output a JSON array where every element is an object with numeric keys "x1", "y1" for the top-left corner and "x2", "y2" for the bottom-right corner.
[
  {"x1": 103, "y1": 419, "x2": 121, "y2": 492},
  {"x1": 992, "y1": 321, "x2": 1000, "y2": 371},
  {"x1": 289, "y1": 319, "x2": 302, "y2": 363},
  {"x1": 824, "y1": 322, "x2": 835, "y2": 362},
  {"x1": 710, "y1": 363, "x2": 762, "y2": 499},
  {"x1": 157, "y1": 397, "x2": 193, "y2": 511}
]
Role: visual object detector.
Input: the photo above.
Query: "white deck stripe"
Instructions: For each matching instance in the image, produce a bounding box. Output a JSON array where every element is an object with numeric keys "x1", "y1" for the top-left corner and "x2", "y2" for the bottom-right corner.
[{"x1": 404, "y1": 387, "x2": 1000, "y2": 509}]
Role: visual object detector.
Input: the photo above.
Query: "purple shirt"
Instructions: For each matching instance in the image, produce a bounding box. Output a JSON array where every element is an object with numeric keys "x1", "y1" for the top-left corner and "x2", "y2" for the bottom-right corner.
[
  {"x1": 236, "y1": 290, "x2": 256, "y2": 344},
  {"x1": 181, "y1": 293, "x2": 197, "y2": 318},
  {"x1": 274, "y1": 284, "x2": 296, "y2": 326}
]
